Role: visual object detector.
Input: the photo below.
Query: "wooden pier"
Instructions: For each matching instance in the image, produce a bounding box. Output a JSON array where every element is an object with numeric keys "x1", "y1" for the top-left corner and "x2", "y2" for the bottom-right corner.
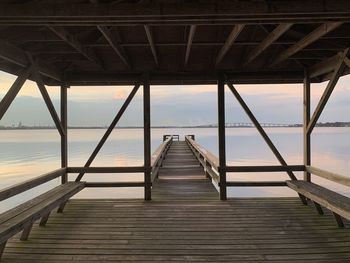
[
  {"x1": 1, "y1": 138, "x2": 350, "y2": 262},
  {"x1": 2, "y1": 1, "x2": 350, "y2": 261}
]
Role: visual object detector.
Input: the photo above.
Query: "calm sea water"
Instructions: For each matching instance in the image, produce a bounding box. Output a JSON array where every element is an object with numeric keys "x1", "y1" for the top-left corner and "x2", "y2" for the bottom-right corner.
[{"x1": 1, "y1": 127, "x2": 350, "y2": 212}]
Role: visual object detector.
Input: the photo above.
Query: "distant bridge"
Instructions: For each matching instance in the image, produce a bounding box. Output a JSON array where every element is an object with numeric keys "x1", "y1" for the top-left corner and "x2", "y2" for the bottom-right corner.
[{"x1": 223, "y1": 122, "x2": 301, "y2": 128}]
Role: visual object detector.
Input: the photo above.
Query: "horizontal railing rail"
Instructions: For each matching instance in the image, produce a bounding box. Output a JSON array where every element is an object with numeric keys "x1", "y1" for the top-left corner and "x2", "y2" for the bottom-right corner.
[
  {"x1": 226, "y1": 181, "x2": 287, "y2": 187},
  {"x1": 85, "y1": 182, "x2": 145, "y2": 187},
  {"x1": 306, "y1": 165, "x2": 350, "y2": 187},
  {"x1": 151, "y1": 136, "x2": 173, "y2": 182},
  {"x1": 67, "y1": 166, "x2": 145, "y2": 173},
  {"x1": 226, "y1": 165, "x2": 305, "y2": 173},
  {"x1": 0, "y1": 168, "x2": 66, "y2": 202}
]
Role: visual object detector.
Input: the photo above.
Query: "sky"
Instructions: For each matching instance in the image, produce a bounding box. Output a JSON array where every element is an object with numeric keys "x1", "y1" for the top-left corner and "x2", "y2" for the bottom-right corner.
[{"x1": 0, "y1": 71, "x2": 350, "y2": 127}]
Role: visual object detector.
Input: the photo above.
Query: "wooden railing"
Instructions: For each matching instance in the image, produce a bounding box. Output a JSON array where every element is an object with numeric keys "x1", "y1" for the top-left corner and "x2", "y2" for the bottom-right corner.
[
  {"x1": 151, "y1": 136, "x2": 173, "y2": 182},
  {"x1": 163, "y1": 134, "x2": 179, "y2": 141},
  {"x1": 185, "y1": 135, "x2": 220, "y2": 184},
  {"x1": 186, "y1": 135, "x2": 306, "y2": 188}
]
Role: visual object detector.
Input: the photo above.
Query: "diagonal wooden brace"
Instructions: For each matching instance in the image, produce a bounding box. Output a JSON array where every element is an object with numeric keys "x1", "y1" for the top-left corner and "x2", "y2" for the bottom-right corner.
[
  {"x1": 226, "y1": 81, "x2": 307, "y2": 204},
  {"x1": 75, "y1": 83, "x2": 140, "y2": 182},
  {"x1": 28, "y1": 55, "x2": 65, "y2": 137},
  {"x1": 307, "y1": 48, "x2": 350, "y2": 135},
  {"x1": 0, "y1": 66, "x2": 33, "y2": 120},
  {"x1": 226, "y1": 82, "x2": 297, "y2": 181}
]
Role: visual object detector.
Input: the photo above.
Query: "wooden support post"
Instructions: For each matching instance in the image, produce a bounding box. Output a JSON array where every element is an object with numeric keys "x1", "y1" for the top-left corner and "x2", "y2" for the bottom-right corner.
[
  {"x1": 143, "y1": 74, "x2": 152, "y2": 201},
  {"x1": 39, "y1": 212, "x2": 51, "y2": 226},
  {"x1": 61, "y1": 84, "x2": 68, "y2": 184},
  {"x1": 218, "y1": 74, "x2": 227, "y2": 200},
  {"x1": 333, "y1": 212, "x2": 344, "y2": 228},
  {"x1": 303, "y1": 70, "x2": 311, "y2": 182},
  {"x1": 20, "y1": 223, "x2": 33, "y2": 241},
  {"x1": 75, "y1": 84, "x2": 140, "y2": 182},
  {"x1": 205, "y1": 160, "x2": 212, "y2": 181},
  {"x1": 313, "y1": 202, "x2": 324, "y2": 215},
  {"x1": 0, "y1": 66, "x2": 32, "y2": 120}
]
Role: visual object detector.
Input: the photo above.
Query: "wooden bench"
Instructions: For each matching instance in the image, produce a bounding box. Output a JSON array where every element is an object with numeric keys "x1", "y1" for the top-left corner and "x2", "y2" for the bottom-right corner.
[
  {"x1": 0, "y1": 182, "x2": 85, "y2": 259},
  {"x1": 287, "y1": 180, "x2": 350, "y2": 227}
]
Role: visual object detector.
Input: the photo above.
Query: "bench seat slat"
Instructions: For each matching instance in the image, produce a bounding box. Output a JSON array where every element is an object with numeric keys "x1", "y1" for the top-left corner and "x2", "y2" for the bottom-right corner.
[
  {"x1": 287, "y1": 180, "x2": 350, "y2": 220},
  {"x1": 0, "y1": 182, "x2": 85, "y2": 244},
  {"x1": 0, "y1": 184, "x2": 70, "y2": 225}
]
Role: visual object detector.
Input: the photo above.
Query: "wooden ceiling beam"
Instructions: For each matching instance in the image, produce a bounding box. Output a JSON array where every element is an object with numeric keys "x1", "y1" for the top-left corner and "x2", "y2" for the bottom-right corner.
[
  {"x1": 48, "y1": 26, "x2": 104, "y2": 69},
  {"x1": 244, "y1": 23, "x2": 293, "y2": 66},
  {"x1": 97, "y1": 26, "x2": 131, "y2": 69},
  {"x1": 184, "y1": 25, "x2": 196, "y2": 67},
  {"x1": 1, "y1": 2, "x2": 350, "y2": 25},
  {"x1": 144, "y1": 25, "x2": 159, "y2": 68},
  {"x1": 215, "y1": 24, "x2": 245, "y2": 66},
  {"x1": 270, "y1": 22, "x2": 343, "y2": 67},
  {"x1": 63, "y1": 70, "x2": 304, "y2": 86},
  {"x1": 0, "y1": 39, "x2": 61, "y2": 81}
]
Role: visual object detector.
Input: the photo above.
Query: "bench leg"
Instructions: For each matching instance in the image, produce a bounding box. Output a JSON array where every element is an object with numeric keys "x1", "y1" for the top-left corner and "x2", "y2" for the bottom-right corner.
[
  {"x1": 298, "y1": 194, "x2": 308, "y2": 205},
  {"x1": 40, "y1": 212, "x2": 51, "y2": 226},
  {"x1": 0, "y1": 241, "x2": 7, "y2": 260},
  {"x1": 20, "y1": 223, "x2": 33, "y2": 241},
  {"x1": 313, "y1": 202, "x2": 324, "y2": 215},
  {"x1": 57, "y1": 202, "x2": 67, "y2": 213},
  {"x1": 332, "y1": 212, "x2": 344, "y2": 228}
]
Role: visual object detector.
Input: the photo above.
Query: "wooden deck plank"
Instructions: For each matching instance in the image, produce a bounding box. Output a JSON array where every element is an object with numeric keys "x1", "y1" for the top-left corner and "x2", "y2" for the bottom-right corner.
[{"x1": 3, "y1": 141, "x2": 350, "y2": 262}]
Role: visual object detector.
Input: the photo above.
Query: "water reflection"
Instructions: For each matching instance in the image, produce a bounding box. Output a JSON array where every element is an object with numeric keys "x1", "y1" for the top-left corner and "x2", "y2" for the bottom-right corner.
[{"x1": 1, "y1": 127, "x2": 350, "y2": 211}]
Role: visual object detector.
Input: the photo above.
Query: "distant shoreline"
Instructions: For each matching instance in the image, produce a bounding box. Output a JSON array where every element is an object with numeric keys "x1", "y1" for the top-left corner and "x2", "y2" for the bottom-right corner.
[{"x1": 1, "y1": 122, "x2": 350, "y2": 130}]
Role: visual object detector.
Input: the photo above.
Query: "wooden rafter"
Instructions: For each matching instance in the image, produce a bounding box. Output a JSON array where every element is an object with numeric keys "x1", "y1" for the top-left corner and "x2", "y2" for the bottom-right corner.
[
  {"x1": 215, "y1": 24, "x2": 245, "y2": 66},
  {"x1": 270, "y1": 22, "x2": 343, "y2": 67},
  {"x1": 48, "y1": 26, "x2": 104, "y2": 69},
  {"x1": 0, "y1": 39, "x2": 61, "y2": 81},
  {"x1": 144, "y1": 25, "x2": 159, "y2": 68},
  {"x1": 184, "y1": 25, "x2": 196, "y2": 67},
  {"x1": 244, "y1": 23, "x2": 293, "y2": 66},
  {"x1": 309, "y1": 53, "x2": 342, "y2": 78},
  {"x1": 1, "y1": 2, "x2": 350, "y2": 25},
  {"x1": 97, "y1": 26, "x2": 131, "y2": 69}
]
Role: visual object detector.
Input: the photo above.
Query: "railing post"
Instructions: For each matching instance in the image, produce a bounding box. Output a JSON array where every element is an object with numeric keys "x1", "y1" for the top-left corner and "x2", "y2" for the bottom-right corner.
[
  {"x1": 143, "y1": 74, "x2": 152, "y2": 200},
  {"x1": 218, "y1": 74, "x2": 227, "y2": 200},
  {"x1": 304, "y1": 69, "x2": 311, "y2": 182},
  {"x1": 61, "y1": 84, "x2": 68, "y2": 184}
]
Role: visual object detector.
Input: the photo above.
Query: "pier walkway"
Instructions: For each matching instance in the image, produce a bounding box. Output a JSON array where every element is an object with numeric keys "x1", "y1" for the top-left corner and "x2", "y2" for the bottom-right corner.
[{"x1": 2, "y1": 139, "x2": 350, "y2": 262}]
